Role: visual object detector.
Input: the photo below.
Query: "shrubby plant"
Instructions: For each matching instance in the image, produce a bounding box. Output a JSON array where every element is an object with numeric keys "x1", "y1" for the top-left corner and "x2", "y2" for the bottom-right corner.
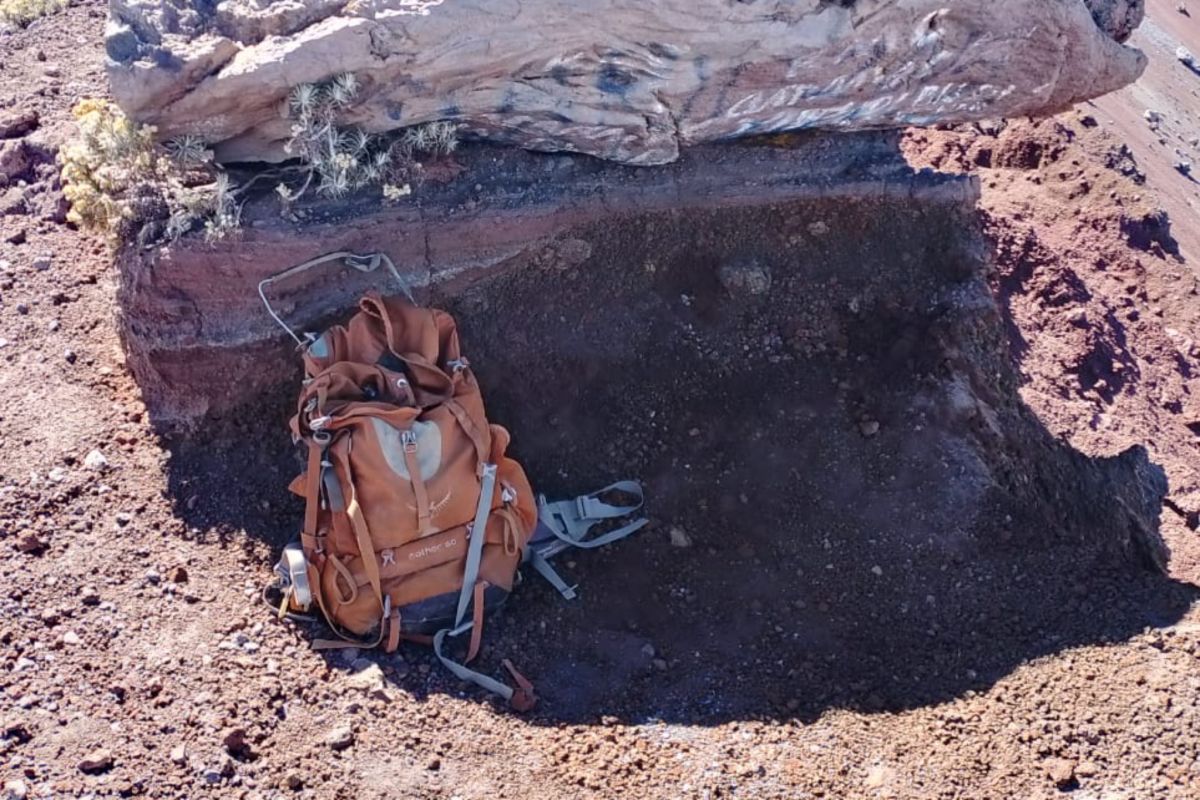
[
  {"x1": 278, "y1": 73, "x2": 458, "y2": 205},
  {"x1": 0, "y1": 0, "x2": 67, "y2": 27},
  {"x1": 59, "y1": 99, "x2": 240, "y2": 247}
]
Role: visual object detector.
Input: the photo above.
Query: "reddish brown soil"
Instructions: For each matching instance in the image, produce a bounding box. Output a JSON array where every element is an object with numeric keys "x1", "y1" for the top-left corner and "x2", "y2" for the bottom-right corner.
[
  {"x1": 903, "y1": 112, "x2": 1200, "y2": 583},
  {"x1": 2, "y1": 3, "x2": 1200, "y2": 800}
]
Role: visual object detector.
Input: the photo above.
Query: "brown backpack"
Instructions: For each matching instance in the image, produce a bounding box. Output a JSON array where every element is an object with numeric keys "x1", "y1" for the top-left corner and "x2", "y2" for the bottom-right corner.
[
  {"x1": 283, "y1": 290, "x2": 539, "y2": 708},
  {"x1": 263, "y1": 252, "x2": 648, "y2": 709}
]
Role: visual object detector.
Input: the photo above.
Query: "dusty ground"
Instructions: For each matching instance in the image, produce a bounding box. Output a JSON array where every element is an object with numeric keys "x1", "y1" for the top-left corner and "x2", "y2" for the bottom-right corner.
[{"x1": 2, "y1": 3, "x2": 1200, "y2": 800}]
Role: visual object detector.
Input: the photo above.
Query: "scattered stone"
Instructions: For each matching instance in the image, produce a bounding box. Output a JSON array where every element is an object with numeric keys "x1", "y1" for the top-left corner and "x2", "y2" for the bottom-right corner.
[
  {"x1": 144, "y1": 568, "x2": 161, "y2": 584},
  {"x1": 0, "y1": 110, "x2": 38, "y2": 140},
  {"x1": 170, "y1": 744, "x2": 187, "y2": 766},
  {"x1": 326, "y1": 725, "x2": 354, "y2": 751},
  {"x1": 40, "y1": 607, "x2": 58, "y2": 626},
  {"x1": 15, "y1": 531, "x2": 45, "y2": 554},
  {"x1": 1144, "y1": 109, "x2": 1163, "y2": 126},
  {"x1": 1177, "y1": 47, "x2": 1197, "y2": 69},
  {"x1": 221, "y1": 727, "x2": 249, "y2": 756},
  {"x1": 346, "y1": 662, "x2": 386, "y2": 694},
  {"x1": 1175, "y1": 161, "x2": 1192, "y2": 177},
  {"x1": 30, "y1": 254, "x2": 51, "y2": 271},
  {"x1": 47, "y1": 467, "x2": 67, "y2": 482},
  {"x1": 81, "y1": 586, "x2": 100, "y2": 605},
  {"x1": 717, "y1": 258, "x2": 772, "y2": 297},
  {"x1": 668, "y1": 526, "x2": 692, "y2": 548},
  {"x1": 0, "y1": 187, "x2": 27, "y2": 216},
  {"x1": 62, "y1": 630, "x2": 81, "y2": 646},
  {"x1": 1076, "y1": 760, "x2": 1100, "y2": 778},
  {"x1": 63, "y1": 349, "x2": 77, "y2": 364},
  {"x1": 78, "y1": 748, "x2": 114, "y2": 774},
  {"x1": 115, "y1": 512, "x2": 133, "y2": 526},
  {"x1": 83, "y1": 449, "x2": 108, "y2": 471},
  {"x1": 3, "y1": 779, "x2": 27, "y2": 800},
  {"x1": 652, "y1": 658, "x2": 668, "y2": 671},
  {"x1": 640, "y1": 643, "x2": 656, "y2": 659},
  {"x1": 1046, "y1": 758, "x2": 1076, "y2": 787},
  {"x1": 864, "y1": 764, "x2": 894, "y2": 789},
  {"x1": 15, "y1": 303, "x2": 28, "y2": 315},
  {"x1": 426, "y1": 757, "x2": 441, "y2": 772},
  {"x1": 283, "y1": 771, "x2": 304, "y2": 790},
  {"x1": 870, "y1": 565, "x2": 883, "y2": 577},
  {"x1": 168, "y1": 565, "x2": 189, "y2": 583},
  {"x1": 859, "y1": 419, "x2": 881, "y2": 437},
  {"x1": 201, "y1": 767, "x2": 223, "y2": 784}
]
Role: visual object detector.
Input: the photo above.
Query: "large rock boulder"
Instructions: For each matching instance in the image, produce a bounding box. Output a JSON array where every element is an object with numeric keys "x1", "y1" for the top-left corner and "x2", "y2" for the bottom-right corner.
[{"x1": 105, "y1": 0, "x2": 1146, "y2": 165}]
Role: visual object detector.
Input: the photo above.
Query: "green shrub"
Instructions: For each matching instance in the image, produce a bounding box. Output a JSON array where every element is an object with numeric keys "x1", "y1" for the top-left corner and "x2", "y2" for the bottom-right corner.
[{"x1": 59, "y1": 99, "x2": 240, "y2": 247}]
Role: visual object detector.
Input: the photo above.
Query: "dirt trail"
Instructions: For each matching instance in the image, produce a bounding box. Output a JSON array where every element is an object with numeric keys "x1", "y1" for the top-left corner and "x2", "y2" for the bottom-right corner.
[{"x1": 1, "y1": 3, "x2": 1200, "y2": 800}]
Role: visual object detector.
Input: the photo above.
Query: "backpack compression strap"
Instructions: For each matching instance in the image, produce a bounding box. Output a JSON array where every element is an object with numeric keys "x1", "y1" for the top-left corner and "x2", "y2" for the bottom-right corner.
[
  {"x1": 527, "y1": 481, "x2": 648, "y2": 600},
  {"x1": 431, "y1": 464, "x2": 538, "y2": 710},
  {"x1": 538, "y1": 481, "x2": 647, "y2": 549}
]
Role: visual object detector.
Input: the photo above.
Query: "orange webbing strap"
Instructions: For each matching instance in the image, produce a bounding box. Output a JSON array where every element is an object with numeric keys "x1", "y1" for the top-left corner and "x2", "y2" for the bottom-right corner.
[
  {"x1": 401, "y1": 433, "x2": 433, "y2": 535},
  {"x1": 503, "y1": 659, "x2": 538, "y2": 712},
  {"x1": 307, "y1": 442, "x2": 387, "y2": 652},
  {"x1": 444, "y1": 399, "x2": 490, "y2": 466},
  {"x1": 466, "y1": 581, "x2": 486, "y2": 663},
  {"x1": 385, "y1": 606, "x2": 401, "y2": 653},
  {"x1": 343, "y1": 471, "x2": 384, "y2": 617}
]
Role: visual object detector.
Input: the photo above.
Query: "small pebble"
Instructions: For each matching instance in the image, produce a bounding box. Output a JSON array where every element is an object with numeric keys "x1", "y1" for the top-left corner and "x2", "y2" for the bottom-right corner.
[
  {"x1": 668, "y1": 526, "x2": 692, "y2": 548},
  {"x1": 326, "y1": 725, "x2": 354, "y2": 751},
  {"x1": 78, "y1": 748, "x2": 114, "y2": 774}
]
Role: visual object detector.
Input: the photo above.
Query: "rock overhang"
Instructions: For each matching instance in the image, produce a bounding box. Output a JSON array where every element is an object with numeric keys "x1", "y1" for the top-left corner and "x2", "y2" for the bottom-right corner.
[{"x1": 104, "y1": 0, "x2": 1147, "y2": 166}]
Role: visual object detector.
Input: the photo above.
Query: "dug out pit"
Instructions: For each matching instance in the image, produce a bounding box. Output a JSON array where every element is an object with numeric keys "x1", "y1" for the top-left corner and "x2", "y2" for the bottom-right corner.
[{"x1": 140, "y1": 133, "x2": 1189, "y2": 720}]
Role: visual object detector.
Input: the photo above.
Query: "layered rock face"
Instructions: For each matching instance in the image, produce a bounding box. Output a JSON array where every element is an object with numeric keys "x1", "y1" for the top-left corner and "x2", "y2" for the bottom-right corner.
[
  {"x1": 105, "y1": 0, "x2": 1146, "y2": 165},
  {"x1": 117, "y1": 132, "x2": 977, "y2": 424}
]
